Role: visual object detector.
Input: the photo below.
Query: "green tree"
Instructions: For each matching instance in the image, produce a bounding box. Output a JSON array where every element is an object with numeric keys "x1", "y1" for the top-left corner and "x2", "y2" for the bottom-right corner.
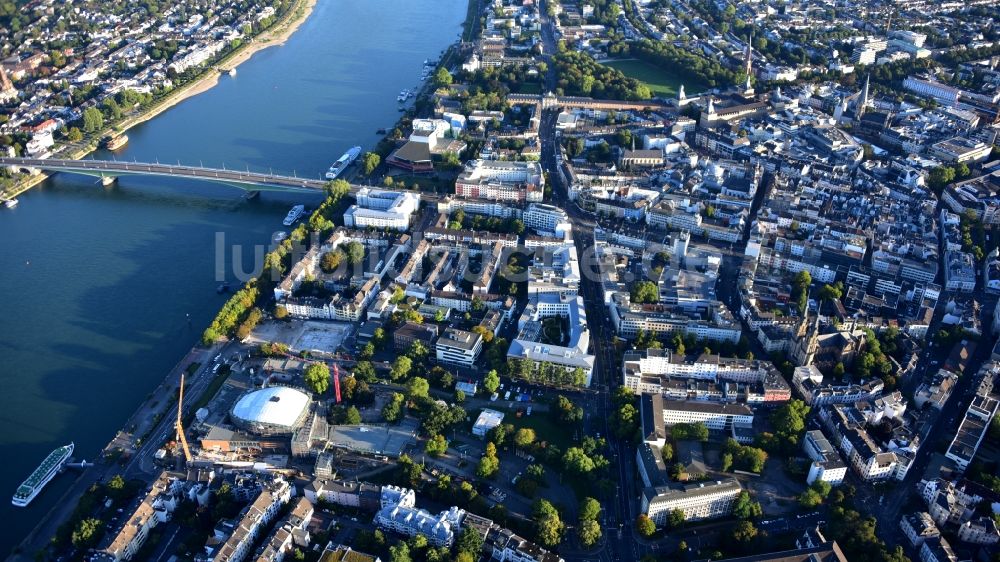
[
  {"x1": 667, "y1": 508, "x2": 686, "y2": 529},
  {"x1": 81, "y1": 107, "x2": 104, "y2": 133},
  {"x1": 71, "y1": 518, "x2": 103, "y2": 548},
  {"x1": 409, "y1": 534, "x2": 428, "y2": 551},
  {"x1": 799, "y1": 489, "x2": 823, "y2": 508},
  {"x1": 732, "y1": 491, "x2": 762, "y2": 520},
  {"x1": 391, "y1": 356, "x2": 413, "y2": 381},
  {"x1": 562, "y1": 447, "x2": 596, "y2": 475},
  {"x1": 612, "y1": 402, "x2": 640, "y2": 439},
  {"x1": 636, "y1": 514, "x2": 656, "y2": 537},
  {"x1": 343, "y1": 406, "x2": 362, "y2": 425},
  {"x1": 66, "y1": 127, "x2": 83, "y2": 142},
  {"x1": 769, "y1": 399, "x2": 811, "y2": 452},
  {"x1": 554, "y1": 395, "x2": 584, "y2": 424},
  {"x1": 407, "y1": 340, "x2": 429, "y2": 361},
  {"x1": 533, "y1": 499, "x2": 565, "y2": 547},
  {"x1": 406, "y1": 376, "x2": 430, "y2": 399},
  {"x1": 483, "y1": 369, "x2": 500, "y2": 394},
  {"x1": 303, "y1": 363, "x2": 330, "y2": 394},
  {"x1": 655, "y1": 443, "x2": 671, "y2": 464},
  {"x1": 818, "y1": 282, "x2": 843, "y2": 302},
  {"x1": 455, "y1": 528, "x2": 484, "y2": 558},
  {"x1": 321, "y1": 250, "x2": 344, "y2": 272},
  {"x1": 425, "y1": 434, "x2": 448, "y2": 457},
  {"x1": 362, "y1": 152, "x2": 381, "y2": 175},
  {"x1": 382, "y1": 392, "x2": 405, "y2": 422},
  {"x1": 811, "y1": 479, "x2": 832, "y2": 498},
  {"x1": 107, "y1": 474, "x2": 126, "y2": 495},
  {"x1": 732, "y1": 520, "x2": 758, "y2": 543},
  {"x1": 477, "y1": 442, "x2": 501, "y2": 478},
  {"x1": 671, "y1": 422, "x2": 709, "y2": 441},
  {"x1": 434, "y1": 67, "x2": 453, "y2": 87},
  {"x1": 792, "y1": 270, "x2": 812, "y2": 315},
  {"x1": 579, "y1": 497, "x2": 601, "y2": 522},
  {"x1": 488, "y1": 423, "x2": 510, "y2": 446},
  {"x1": 514, "y1": 428, "x2": 536, "y2": 449},
  {"x1": 577, "y1": 519, "x2": 602, "y2": 548},
  {"x1": 346, "y1": 241, "x2": 366, "y2": 265},
  {"x1": 389, "y1": 541, "x2": 411, "y2": 562},
  {"x1": 354, "y1": 361, "x2": 377, "y2": 383},
  {"x1": 721, "y1": 452, "x2": 734, "y2": 472},
  {"x1": 928, "y1": 166, "x2": 956, "y2": 193},
  {"x1": 630, "y1": 281, "x2": 659, "y2": 304},
  {"x1": 102, "y1": 97, "x2": 122, "y2": 120}
]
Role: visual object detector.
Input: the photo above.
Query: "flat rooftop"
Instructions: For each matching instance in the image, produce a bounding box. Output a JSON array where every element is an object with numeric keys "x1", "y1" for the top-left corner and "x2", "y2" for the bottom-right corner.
[{"x1": 327, "y1": 419, "x2": 418, "y2": 457}]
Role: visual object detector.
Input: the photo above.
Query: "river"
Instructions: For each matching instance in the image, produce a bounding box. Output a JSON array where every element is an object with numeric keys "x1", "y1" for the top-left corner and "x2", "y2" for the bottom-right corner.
[{"x1": 0, "y1": 0, "x2": 467, "y2": 554}]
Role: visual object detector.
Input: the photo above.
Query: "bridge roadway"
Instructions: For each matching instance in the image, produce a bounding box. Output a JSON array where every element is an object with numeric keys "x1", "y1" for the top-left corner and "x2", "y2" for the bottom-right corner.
[{"x1": 0, "y1": 157, "x2": 334, "y2": 193}]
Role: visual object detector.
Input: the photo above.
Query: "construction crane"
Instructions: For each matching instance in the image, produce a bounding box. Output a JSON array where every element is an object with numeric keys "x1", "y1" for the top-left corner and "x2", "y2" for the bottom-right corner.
[
  {"x1": 333, "y1": 363, "x2": 342, "y2": 403},
  {"x1": 176, "y1": 374, "x2": 192, "y2": 465}
]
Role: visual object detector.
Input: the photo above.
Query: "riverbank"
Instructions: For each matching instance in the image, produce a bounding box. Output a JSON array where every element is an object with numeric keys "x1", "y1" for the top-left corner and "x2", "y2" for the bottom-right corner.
[
  {"x1": 0, "y1": 0, "x2": 316, "y2": 202},
  {"x1": 113, "y1": 0, "x2": 318, "y2": 135}
]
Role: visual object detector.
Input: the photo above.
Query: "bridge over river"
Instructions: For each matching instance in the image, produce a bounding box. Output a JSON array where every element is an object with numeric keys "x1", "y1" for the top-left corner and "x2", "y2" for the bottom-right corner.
[{"x1": 0, "y1": 157, "x2": 336, "y2": 193}]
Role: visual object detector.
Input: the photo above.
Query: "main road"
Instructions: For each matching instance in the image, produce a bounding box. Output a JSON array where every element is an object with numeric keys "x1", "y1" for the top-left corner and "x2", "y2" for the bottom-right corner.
[{"x1": 536, "y1": 3, "x2": 648, "y2": 558}]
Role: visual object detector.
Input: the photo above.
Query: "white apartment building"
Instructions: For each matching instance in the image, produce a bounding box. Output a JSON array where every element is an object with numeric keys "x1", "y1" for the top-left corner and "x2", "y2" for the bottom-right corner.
[
  {"x1": 945, "y1": 394, "x2": 999, "y2": 470},
  {"x1": 641, "y1": 478, "x2": 742, "y2": 525},
  {"x1": 485, "y1": 526, "x2": 564, "y2": 562},
  {"x1": 803, "y1": 430, "x2": 847, "y2": 486},
  {"x1": 436, "y1": 196, "x2": 521, "y2": 219},
  {"x1": 900, "y1": 512, "x2": 940, "y2": 548},
  {"x1": 211, "y1": 479, "x2": 293, "y2": 562},
  {"x1": 95, "y1": 473, "x2": 178, "y2": 562},
  {"x1": 660, "y1": 399, "x2": 754, "y2": 431},
  {"x1": 614, "y1": 309, "x2": 743, "y2": 343},
  {"x1": 375, "y1": 505, "x2": 465, "y2": 547},
  {"x1": 283, "y1": 277, "x2": 380, "y2": 322},
  {"x1": 523, "y1": 203, "x2": 571, "y2": 237},
  {"x1": 507, "y1": 292, "x2": 595, "y2": 386},
  {"x1": 903, "y1": 77, "x2": 961, "y2": 107},
  {"x1": 344, "y1": 188, "x2": 420, "y2": 231},
  {"x1": 622, "y1": 348, "x2": 791, "y2": 402},
  {"x1": 944, "y1": 250, "x2": 977, "y2": 293},
  {"x1": 957, "y1": 517, "x2": 1000, "y2": 545},
  {"x1": 435, "y1": 328, "x2": 483, "y2": 367},
  {"x1": 380, "y1": 485, "x2": 416, "y2": 509},
  {"x1": 919, "y1": 537, "x2": 958, "y2": 562}
]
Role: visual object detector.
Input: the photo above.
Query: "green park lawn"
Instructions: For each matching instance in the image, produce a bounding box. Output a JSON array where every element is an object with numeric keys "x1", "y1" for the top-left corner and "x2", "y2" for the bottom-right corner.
[{"x1": 602, "y1": 59, "x2": 707, "y2": 99}]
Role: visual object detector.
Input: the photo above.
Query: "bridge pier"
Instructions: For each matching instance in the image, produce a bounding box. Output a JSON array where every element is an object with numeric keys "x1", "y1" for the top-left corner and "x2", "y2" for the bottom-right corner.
[
  {"x1": 100, "y1": 175, "x2": 117, "y2": 186},
  {"x1": 244, "y1": 190, "x2": 261, "y2": 200}
]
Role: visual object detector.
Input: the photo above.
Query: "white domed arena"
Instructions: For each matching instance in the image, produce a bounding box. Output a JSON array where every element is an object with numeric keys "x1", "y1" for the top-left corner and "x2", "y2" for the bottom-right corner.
[{"x1": 230, "y1": 387, "x2": 311, "y2": 435}]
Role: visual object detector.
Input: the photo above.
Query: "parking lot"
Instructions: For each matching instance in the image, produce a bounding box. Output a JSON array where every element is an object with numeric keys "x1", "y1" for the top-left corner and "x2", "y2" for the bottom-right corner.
[{"x1": 249, "y1": 319, "x2": 354, "y2": 354}]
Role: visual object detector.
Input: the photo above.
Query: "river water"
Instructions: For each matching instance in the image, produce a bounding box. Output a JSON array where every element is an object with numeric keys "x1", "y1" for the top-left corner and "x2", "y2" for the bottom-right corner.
[{"x1": 0, "y1": 0, "x2": 466, "y2": 553}]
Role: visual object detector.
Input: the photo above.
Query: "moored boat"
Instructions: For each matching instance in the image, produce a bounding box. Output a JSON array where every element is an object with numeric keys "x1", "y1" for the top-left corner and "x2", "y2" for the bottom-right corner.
[
  {"x1": 12, "y1": 443, "x2": 74, "y2": 507},
  {"x1": 324, "y1": 146, "x2": 362, "y2": 180},
  {"x1": 283, "y1": 205, "x2": 305, "y2": 226}
]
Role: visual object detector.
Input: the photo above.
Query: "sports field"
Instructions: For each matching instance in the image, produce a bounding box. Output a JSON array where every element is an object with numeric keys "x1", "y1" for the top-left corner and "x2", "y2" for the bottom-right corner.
[{"x1": 603, "y1": 59, "x2": 707, "y2": 98}]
